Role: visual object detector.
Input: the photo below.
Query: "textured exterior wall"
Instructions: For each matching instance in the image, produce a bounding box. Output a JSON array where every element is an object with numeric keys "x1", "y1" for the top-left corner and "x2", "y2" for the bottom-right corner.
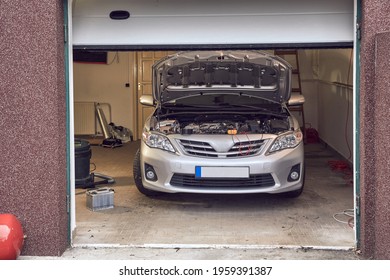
[
  {"x1": 0, "y1": 0, "x2": 68, "y2": 256},
  {"x1": 360, "y1": 0, "x2": 390, "y2": 259}
]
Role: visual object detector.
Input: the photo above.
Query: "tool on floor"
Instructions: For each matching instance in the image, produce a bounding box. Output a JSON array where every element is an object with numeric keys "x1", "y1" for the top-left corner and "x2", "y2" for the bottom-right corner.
[
  {"x1": 96, "y1": 103, "x2": 123, "y2": 148},
  {"x1": 81, "y1": 172, "x2": 115, "y2": 189}
]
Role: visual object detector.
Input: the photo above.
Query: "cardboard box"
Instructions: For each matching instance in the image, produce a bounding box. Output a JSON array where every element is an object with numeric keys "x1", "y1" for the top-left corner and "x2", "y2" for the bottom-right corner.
[{"x1": 86, "y1": 188, "x2": 114, "y2": 211}]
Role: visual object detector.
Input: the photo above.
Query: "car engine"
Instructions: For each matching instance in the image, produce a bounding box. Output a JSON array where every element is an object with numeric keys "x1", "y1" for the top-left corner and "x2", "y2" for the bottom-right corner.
[{"x1": 152, "y1": 115, "x2": 292, "y2": 135}]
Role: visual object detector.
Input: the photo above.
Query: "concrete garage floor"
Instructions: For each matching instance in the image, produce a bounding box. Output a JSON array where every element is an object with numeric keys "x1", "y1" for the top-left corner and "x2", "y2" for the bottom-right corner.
[{"x1": 72, "y1": 139, "x2": 356, "y2": 257}]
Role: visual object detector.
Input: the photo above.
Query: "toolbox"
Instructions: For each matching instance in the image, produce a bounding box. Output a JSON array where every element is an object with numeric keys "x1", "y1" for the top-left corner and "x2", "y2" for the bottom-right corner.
[{"x1": 86, "y1": 188, "x2": 114, "y2": 211}]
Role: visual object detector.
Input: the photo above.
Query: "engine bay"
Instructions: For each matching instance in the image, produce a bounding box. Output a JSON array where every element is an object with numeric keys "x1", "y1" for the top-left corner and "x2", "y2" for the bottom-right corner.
[{"x1": 152, "y1": 114, "x2": 292, "y2": 135}]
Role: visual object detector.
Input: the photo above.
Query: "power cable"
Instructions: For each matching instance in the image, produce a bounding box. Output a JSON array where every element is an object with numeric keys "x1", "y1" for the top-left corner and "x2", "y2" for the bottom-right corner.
[{"x1": 333, "y1": 209, "x2": 354, "y2": 228}]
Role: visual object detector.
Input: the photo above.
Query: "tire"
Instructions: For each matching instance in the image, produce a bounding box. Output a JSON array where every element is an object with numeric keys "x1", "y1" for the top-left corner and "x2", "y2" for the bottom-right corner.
[
  {"x1": 133, "y1": 149, "x2": 161, "y2": 196},
  {"x1": 281, "y1": 186, "x2": 304, "y2": 198}
]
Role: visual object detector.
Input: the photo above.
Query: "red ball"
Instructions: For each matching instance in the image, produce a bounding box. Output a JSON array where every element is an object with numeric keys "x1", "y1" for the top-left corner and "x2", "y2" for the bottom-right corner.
[{"x1": 0, "y1": 214, "x2": 25, "y2": 260}]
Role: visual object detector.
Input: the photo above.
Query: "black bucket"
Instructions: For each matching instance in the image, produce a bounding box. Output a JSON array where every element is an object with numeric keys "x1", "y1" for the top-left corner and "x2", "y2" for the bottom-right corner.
[{"x1": 75, "y1": 138, "x2": 92, "y2": 187}]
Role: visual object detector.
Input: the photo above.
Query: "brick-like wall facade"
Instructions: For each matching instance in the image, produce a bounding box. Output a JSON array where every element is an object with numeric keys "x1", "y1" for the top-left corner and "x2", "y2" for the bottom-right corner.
[
  {"x1": 0, "y1": 0, "x2": 390, "y2": 258},
  {"x1": 360, "y1": 0, "x2": 390, "y2": 259},
  {"x1": 0, "y1": 0, "x2": 68, "y2": 256}
]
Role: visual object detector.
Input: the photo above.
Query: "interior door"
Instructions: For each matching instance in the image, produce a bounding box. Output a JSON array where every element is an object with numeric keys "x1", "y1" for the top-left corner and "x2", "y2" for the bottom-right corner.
[{"x1": 136, "y1": 51, "x2": 174, "y2": 139}]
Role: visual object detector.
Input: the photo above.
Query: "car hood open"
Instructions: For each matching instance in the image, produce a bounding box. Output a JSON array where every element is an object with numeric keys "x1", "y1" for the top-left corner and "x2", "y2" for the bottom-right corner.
[{"x1": 152, "y1": 50, "x2": 292, "y2": 104}]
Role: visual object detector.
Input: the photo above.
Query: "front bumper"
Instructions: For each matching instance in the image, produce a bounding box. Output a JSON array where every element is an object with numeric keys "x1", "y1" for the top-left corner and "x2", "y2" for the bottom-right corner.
[{"x1": 139, "y1": 140, "x2": 304, "y2": 194}]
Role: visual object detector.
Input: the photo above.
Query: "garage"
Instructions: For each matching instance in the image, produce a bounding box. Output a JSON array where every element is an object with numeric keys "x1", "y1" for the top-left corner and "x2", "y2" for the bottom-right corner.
[{"x1": 70, "y1": 0, "x2": 357, "y2": 249}]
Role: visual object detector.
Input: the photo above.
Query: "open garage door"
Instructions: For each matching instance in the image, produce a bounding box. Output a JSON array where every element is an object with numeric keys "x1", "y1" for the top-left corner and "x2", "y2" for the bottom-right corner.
[
  {"x1": 70, "y1": 0, "x2": 358, "y2": 251},
  {"x1": 73, "y1": 0, "x2": 354, "y2": 49}
]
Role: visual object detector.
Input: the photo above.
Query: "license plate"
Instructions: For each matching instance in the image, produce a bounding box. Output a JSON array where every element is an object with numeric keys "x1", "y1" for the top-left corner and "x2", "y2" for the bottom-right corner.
[{"x1": 195, "y1": 166, "x2": 249, "y2": 178}]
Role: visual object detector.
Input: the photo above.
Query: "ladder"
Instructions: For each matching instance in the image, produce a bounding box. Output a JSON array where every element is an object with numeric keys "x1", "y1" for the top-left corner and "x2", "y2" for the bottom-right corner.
[{"x1": 274, "y1": 49, "x2": 306, "y2": 141}]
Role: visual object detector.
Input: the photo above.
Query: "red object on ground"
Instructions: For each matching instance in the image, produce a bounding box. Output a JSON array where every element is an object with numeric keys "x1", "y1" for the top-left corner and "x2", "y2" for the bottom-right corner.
[
  {"x1": 305, "y1": 127, "x2": 319, "y2": 143},
  {"x1": 0, "y1": 214, "x2": 25, "y2": 260}
]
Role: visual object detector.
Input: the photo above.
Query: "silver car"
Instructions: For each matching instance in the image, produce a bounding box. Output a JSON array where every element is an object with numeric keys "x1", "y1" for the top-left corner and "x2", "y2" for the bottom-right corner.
[{"x1": 133, "y1": 50, "x2": 305, "y2": 197}]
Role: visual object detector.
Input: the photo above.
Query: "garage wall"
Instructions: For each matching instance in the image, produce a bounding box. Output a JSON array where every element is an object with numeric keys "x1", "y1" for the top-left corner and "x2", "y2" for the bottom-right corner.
[
  {"x1": 291, "y1": 49, "x2": 353, "y2": 162},
  {"x1": 298, "y1": 50, "x2": 319, "y2": 130},
  {"x1": 0, "y1": 0, "x2": 68, "y2": 256},
  {"x1": 317, "y1": 49, "x2": 354, "y2": 162},
  {"x1": 73, "y1": 52, "x2": 135, "y2": 134},
  {"x1": 360, "y1": 0, "x2": 390, "y2": 260}
]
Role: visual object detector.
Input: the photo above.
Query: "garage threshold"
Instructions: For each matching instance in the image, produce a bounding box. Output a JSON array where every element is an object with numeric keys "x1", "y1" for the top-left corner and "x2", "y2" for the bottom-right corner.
[
  {"x1": 72, "y1": 243, "x2": 353, "y2": 251},
  {"x1": 56, "y1": 243, "x2": 359, "y2": 260}
]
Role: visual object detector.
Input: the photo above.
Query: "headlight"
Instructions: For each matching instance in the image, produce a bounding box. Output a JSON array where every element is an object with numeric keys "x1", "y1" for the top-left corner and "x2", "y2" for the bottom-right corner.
[
  {"x1": 267, "y1": 130, "x2": 303, "y2": 154},
  {"x1": 142, "y1": 130, "x2": 176, "y2": 153}
]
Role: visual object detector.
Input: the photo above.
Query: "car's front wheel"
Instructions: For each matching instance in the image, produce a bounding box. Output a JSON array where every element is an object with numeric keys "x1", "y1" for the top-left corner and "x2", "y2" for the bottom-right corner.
[
  {"x1": 133, "y1": 149, "x2": 161, "y2": 196},
  {"x1": 281, "y1": 185, "x2": 304, "y2": 198}
]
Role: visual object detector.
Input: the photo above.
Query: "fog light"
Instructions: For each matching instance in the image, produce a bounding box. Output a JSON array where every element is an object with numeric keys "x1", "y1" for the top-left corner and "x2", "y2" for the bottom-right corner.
[
  {"x1": 146, "y1": 170, "x2": 156, "y2": 180},
  {"x1": 288, "y1": 164, "x2": 301, "y2": 182},
  {"x1": 144, "y1": 163, "x2": 158, "y2": 181},
  {"x1": 290, "y1": 171, "x2": 299, "y2": 181}
]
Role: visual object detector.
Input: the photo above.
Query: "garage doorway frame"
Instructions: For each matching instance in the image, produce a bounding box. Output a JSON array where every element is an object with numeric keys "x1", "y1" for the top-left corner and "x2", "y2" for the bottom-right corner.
[{"x1": 65, "y1": 0, "x2": 361, "y2": 249}]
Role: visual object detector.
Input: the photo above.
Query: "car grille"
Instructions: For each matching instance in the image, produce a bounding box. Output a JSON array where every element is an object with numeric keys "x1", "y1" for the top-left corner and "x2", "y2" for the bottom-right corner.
[
  {"x1": 227, "y1": 140, "x2": 265, "y2": 157},
  {"x1": 177, "y1": 139, "x2": 218, "y2": 157},
  {"x1": 170, "y1": 173, "x2": 275, "y2": 189},
  {"x1": 177, "y1": 139, "x2": 265, "y2": 158}
]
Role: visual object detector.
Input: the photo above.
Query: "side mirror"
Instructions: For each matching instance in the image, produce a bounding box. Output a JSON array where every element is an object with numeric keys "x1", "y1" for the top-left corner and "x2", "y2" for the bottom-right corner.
[
  {"x1": 139, "y1": 95, "x2": 154, "y2": 106},
  {"x1": 288, "y1": 94, "x2": 305, "y2": 106}
]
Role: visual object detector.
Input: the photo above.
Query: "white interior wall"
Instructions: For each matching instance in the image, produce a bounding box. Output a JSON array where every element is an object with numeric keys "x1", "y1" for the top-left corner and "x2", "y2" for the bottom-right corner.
[
  {"x1": 73, "y1": 52, "x2": 135, "y2": 134},
  {"x1": 288, "y1": 49, "x2": 353, "y2": 162},
  {"x1": 298, "y1": 50, "x2": 319, "y2": 130},
  {"x1": 317, "y1": 49, "x2": 354, "y2": 162}
]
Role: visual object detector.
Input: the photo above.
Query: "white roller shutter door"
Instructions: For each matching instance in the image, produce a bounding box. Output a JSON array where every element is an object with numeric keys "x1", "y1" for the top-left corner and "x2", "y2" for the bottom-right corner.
[{"x1": 72, "y1": 0, "x2": 354, "y2": 48}]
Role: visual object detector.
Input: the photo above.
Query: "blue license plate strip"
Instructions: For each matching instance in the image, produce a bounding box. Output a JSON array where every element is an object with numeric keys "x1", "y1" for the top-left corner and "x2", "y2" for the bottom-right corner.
[{"x1": 195, "y1": 166, "x2": 249, "y2": 178}]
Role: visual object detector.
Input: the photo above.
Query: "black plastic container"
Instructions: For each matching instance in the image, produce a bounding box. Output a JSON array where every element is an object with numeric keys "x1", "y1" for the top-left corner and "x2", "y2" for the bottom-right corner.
[{"x1": 74, "y1": 138, "x2": 92, "y2": 187}]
